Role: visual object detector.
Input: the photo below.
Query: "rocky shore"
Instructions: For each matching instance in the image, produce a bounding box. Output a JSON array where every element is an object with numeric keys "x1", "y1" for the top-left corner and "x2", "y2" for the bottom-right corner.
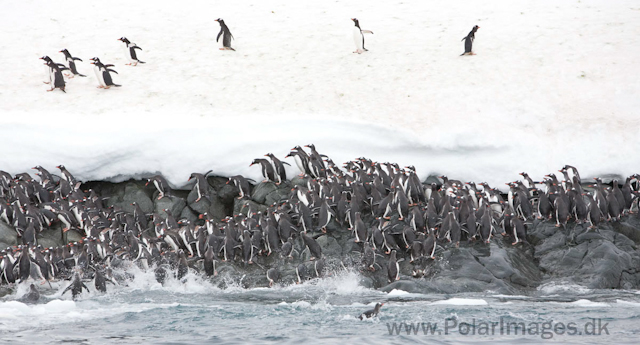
[{"x1": 1, "y1": 165, "x2": 639, "y2": 295}]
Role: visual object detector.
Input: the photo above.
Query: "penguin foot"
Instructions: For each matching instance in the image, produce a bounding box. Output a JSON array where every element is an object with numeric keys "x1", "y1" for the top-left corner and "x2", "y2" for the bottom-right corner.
[{"x1": 43, "y1": 82, "x2": 50, "y2": 84}]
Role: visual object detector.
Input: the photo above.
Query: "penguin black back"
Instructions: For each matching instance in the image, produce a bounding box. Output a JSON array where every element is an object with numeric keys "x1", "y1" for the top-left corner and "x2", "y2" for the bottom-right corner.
[
  {"x1": 461, "y1": 25, "x2": 480, "y2": 55},
  {"x1": 215, "y1": 18, "x2": 235, "y2": 51}
]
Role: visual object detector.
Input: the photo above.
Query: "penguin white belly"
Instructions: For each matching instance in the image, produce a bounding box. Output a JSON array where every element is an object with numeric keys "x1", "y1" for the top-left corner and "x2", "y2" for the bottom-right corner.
[
  {"x1": 353, "y1": 28, "x2": 364, "y2": 53},
  {"x1": 123, "y1": 45, "x2": 133, "y2": 63},
  {"x1": 45, "y1": 65, "x2": 53, "y2": 84},
  {"x1": 93, "y1": 65, "x2": 105, "y2": 87}
]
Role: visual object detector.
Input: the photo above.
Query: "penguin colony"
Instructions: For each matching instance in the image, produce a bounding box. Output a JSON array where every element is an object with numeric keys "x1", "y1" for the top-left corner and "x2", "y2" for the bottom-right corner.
[
  {"x1": 40, "y1": 20, "x2": 479, "y2": 92},
  {"x1": 1, "y1": 146, "x2": 639, "y2": 299}
]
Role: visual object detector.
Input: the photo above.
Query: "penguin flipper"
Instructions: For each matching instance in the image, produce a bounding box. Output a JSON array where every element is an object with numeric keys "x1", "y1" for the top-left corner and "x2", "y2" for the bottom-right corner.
[
  {"x1": 216, "y1": 31, "x2": 223, "y2": 42},
  {"x1": 73, "y1": 57, "x2": 83, "y2": 62},
  {"x1": 361, "y1": 30, "x2": 374, "y2": 34},
  {"x1": 107, "y1": 69, "x2": 118, "y2": 74},
  {"x1": 133, "y1": 46, "x2": 143, "y2": 51}
]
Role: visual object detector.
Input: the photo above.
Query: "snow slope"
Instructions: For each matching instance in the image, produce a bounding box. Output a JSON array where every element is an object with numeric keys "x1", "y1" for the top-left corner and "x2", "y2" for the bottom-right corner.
[{"x1": 0, "y1": 0, "x2": 639, "y2": 188}]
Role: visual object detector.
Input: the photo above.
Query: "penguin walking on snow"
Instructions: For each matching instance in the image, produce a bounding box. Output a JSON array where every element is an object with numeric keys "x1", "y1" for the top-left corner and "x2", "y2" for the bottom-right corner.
[
  {"x1": 117, "y1": 37, "x2": 145, "y2": 65},
  {"x1": 461, "y1": 25, "x2": 480, "y2": 56},
  {"x1": 89, "y1": 57, "x2": 121, "y2": 88},
  {"x1": 40, "y1": 56, "x2": 66, "y2": 85},
  {"x1": 40, "y1": 56, "x2": 68, "y2": 93},
  {"x1": 215, "y1": 18, "x2": 235, "y2": 51},
  {"x1": 59, "y1": 49, "x2": 86, "y2": 77},
  {"x1": 352, "y1": 18, "x2": 373, "y2": 54}
]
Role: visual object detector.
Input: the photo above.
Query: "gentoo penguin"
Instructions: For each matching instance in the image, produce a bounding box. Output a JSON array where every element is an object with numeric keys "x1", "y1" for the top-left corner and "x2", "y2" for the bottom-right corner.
[
  {"x1": 250, "y1": 158, "x2": 276, "y2": 183},
  {"x1": 301, "y1": 231, "x2": 322, "y2": 260},
  {"x1": 22, "y1": 284, "x2": 41, "y2": 303},
  {"x1": 146, "y1": 175, "x2": 172, "y2": 200},
  {"x1": 117, "y1": 37, "x2": 145, "y2": 65},
  {"x1": 215, "y1": 18, "x2": 235, "y2": 51},
  {"x1": 266, "y1": 267, "x2": 280, "y2": 287},
  {"x1": 351, "y1": 18, "x2": 373, "y2": 54},
  {"x1": 362, "y1": 242, "x2": 375, "y2": 271},
  {"x1": 94, "y1": 269, "x2": 115, "y2": 293},
  {"x1": 62, "y1": 272, "x2": 90, "y2": 300},
  {"x1": 59, "y1": 49, "x2": 86, "y2": 77},
  {"x1": 203, "y1": 246, "x2": 218, "y2": 276},
  {"x1": 296, "y1": 263, "x2": 309, "y2": 284},
  {"x1": 358, "y1": 303, "x2": 383, "y2": 320},
  {"x1": 387, "y1": 250, "x2": 399, "y2": 283},
  {"x1": 41, "y1": 57, "x2": 68, "y2": 93},
  {"x1": 89, "y1": 57, "x2": 121, "y2": 88},
  {"x1": 265, "y1": 153, "x2": 290, "y2": 185},
  {"x1": 40, "y1": 56, "x2": 66, "y2": 85},
  {"x1": 461, "y1": 25, "x2": 480, "y2": 56},
  {"x1": 228, "y1": 175, "x2": 254, "y2": 199}
]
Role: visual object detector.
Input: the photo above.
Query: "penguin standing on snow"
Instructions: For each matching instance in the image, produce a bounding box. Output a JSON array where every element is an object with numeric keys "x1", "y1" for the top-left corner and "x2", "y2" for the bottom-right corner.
[
  {"x1": 461, "y1": 25, "x2": 480, "y2": 56},
  {"x1": 351, "y1": 18, "x2": 373, "y2": 54},
  {"x1": 89, "y1": 57, "x2": 121, "y2": 89},
  {"x1": 117, "y1": 37, "x2": 145, "y2": 66},
  {"x1": 59, "y1": 49, "x2": 86, "y2": 77},
  {"x1": 215, "y1": 18, "x2": 235, "y2": 51},
  {"x1": 40, "y1": 56, "x2": 68, "y2": 93}
]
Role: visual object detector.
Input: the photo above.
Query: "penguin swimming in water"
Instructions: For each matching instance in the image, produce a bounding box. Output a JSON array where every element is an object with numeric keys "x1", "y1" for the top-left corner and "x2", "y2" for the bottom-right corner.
[
  {"x1": 358, "y1": 303, "x2": 383, "y2": 320},
  {"x1": 215, "y1": 18, "x2": 235, "y2": 51},
  {"x1": 351, "y1": 18, "x2": 373, "y2": 54},
  {"x1": 117, "y1": 37, "x2": 145, "y2": 66},
  {"x1": 461, "y1": 25, "x2": 480, "y2": 56},
  {"x1": 89, "y1": 57, "x2": 121, "y2": 89},
  {"x1": 59, "y1": 49, "x2": 86, "y2": 77}
]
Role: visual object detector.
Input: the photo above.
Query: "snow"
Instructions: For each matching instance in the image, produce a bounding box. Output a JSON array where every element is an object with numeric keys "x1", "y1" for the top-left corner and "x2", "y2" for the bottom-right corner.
[{"x1": 1, "y1": 0, "x2": 639, "y2": 188}]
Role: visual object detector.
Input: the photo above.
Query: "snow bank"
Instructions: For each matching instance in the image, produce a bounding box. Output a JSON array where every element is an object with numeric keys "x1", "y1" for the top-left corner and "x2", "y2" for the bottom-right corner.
[{"x1": 1, "y1": 0, "x2": 638, "y2": 187}]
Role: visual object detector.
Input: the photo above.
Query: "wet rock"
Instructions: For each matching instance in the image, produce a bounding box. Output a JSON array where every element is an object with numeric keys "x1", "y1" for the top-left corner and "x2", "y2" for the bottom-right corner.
[
  {"x1": 316, "y1": 235, "x2": 341, "y2": 258},
  {"x1": 0, "y1": 222, "x2": 18, "y2": 248},
  {"x1": 155, "y1": 196, "x2": 186, "y2": 219},
  {"x1": 251, "y1": 182, "x2": 277, "y2": 205},
  {"x1": 104, "y1": 181, "x2": 153, "y2": 214}
]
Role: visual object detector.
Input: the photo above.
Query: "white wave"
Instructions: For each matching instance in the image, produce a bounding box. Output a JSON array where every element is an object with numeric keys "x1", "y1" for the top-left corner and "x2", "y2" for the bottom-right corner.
[
  {"x1": 568, "y1": 299, "x2": 609, "y2": 307},
  {"x1": 537, "y1": 282, "x2": 594, "y2": 295},
  {"x1": 616, "y1": 300, "x2": 640, "y2": 307},
  {"x1": 431, "y1": 298, "x2": 488, "y2": 306}
]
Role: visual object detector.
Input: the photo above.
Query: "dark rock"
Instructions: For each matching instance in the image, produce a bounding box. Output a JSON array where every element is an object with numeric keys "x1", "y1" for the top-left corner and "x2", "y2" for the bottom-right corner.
[
  {"x1": 251, "y1": 182, "x2": 277, "y2": 205},
  {"x1": 316, "y1": 235, "x2": 341, "y2": 258},
  {"x1": 155, "y1": 196, "x2": 186, "y2": 219},
  {"x1": 180, "y1": 206, "x2": 199, "y2": 223},
  {"x1": 208, "y1": 176, "x2": 242, "y2": 206},
  {"x1": 104, "y1": 181, "x2": 153, "y2": 214},
  {"x1": 233, "y1": 199, "x2": 267, "y2": 218},
  {"x1": 0, "y1": 222, "x2": 18, "y2": 247}
]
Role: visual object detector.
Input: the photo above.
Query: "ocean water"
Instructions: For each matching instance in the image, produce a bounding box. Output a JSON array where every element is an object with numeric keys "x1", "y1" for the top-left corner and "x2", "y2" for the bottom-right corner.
[{"x1": 1, "y1": 268, "x2": 639, "y2": 344}]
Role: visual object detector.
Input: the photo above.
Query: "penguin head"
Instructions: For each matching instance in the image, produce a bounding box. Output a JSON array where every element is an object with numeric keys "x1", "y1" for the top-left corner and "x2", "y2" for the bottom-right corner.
[
  {"x1": 351, "y1": 18, "x2": 360, "y2": 28},
  {"x1": 473, "y1": 25, "x2": 480, "y2": 32},
  {"x1": 215, "y1": 18, "x2": 224, "y2": 25},
  {"x1": 118, "y1": 37, "x2": 131, "y2": 45}
]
